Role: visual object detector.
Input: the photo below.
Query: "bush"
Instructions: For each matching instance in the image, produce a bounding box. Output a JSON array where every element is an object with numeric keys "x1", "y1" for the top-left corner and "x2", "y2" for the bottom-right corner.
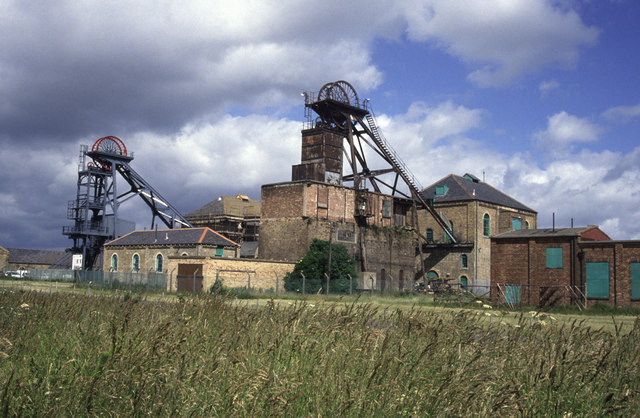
[{"x1": 284, "y1": 238, "x2": 357, "y2": 294}]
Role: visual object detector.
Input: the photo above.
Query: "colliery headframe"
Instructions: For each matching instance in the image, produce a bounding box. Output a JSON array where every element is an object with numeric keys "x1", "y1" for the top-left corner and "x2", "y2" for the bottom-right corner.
[
  {"x1": 63, "y1": 135, "x2": 192, "y2": 270},
  {"x1": 301, "y1": 80, "x2": 455, "y2": 242}
]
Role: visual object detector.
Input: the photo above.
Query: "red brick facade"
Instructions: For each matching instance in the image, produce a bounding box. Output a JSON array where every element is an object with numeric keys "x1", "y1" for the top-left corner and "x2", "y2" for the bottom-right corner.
[{"x1": 491, "y1": 227, "x2": 640, "y2": 308}]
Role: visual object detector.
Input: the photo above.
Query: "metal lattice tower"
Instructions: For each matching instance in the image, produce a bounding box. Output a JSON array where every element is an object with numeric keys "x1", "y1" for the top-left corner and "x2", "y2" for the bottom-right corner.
[
  {"x1": 302, "y1": 80, "x2": 456, "y2": 243},
  {"x1": 63, "y1": 136, "x2": 192, "y2": 269}
]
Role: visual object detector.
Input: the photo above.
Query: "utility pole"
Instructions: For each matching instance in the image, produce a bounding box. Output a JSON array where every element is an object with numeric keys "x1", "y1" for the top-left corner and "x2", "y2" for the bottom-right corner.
[{"x1": 327, "y1": 222, "x2": 333, "y2": 295}]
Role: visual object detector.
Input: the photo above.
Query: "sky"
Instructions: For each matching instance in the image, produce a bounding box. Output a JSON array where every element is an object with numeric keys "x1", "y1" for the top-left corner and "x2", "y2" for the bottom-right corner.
[{"x1": 1, "y1": 0, "x2": 639, "y2": 250}]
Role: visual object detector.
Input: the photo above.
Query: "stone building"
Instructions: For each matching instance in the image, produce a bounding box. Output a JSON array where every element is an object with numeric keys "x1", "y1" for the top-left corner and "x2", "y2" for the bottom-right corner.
[
  {"x1": 0, "y1": 246, "x2": 9, "y2": 273},
  {"x1": 417, "y1": 173, "x2": 537, "y2": 293},
  {"x1": 4, "y1": 248, "x2": 70, "y2": 272},
  {"x1": 102, "y1": 227, "x2": 239, "y2": 274},
  {"x1": 491, "y1": 226, "x2": 640, "y2": 308},
  {"x1": 185, "y1": 194, "x2": 261, "y2": 254}
]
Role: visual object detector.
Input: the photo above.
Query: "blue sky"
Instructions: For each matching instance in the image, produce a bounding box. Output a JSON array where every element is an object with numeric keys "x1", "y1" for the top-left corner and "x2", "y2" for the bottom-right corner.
[{"x1": 1, "y1": 0, "x2": 639, "y2": 250}]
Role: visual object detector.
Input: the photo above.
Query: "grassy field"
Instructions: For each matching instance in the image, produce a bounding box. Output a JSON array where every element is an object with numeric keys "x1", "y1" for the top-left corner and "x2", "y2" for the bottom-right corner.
[{"x1": 1, "y1": 289, "x2": 639, "y2": 415}]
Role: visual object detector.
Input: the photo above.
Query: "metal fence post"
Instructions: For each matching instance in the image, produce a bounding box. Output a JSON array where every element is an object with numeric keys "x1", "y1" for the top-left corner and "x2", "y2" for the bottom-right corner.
[
  {"x1": 301, "y1": 272, "x2": 306, "y2": 294},
  {"x1": 275, "y1": 273, "x2": 279, "y2": 297},
  {"x1": 348, "y1": 274, "x2": 352, "y2": 295}
]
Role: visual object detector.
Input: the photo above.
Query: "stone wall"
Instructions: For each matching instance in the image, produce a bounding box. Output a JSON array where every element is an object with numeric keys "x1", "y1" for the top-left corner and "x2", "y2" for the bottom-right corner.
[
  {"x1": 0, "y1": 247, "x2": 10, "y2": 272},
  {"x1": 102, "y1": 245, "x2": 236, "y2": 273},
  {"x1": 166, "y1": 256, "x2": 295, "y2": 293},
  {"x1": 417, "y1": 200, "x2": 536, "y2": 287}
]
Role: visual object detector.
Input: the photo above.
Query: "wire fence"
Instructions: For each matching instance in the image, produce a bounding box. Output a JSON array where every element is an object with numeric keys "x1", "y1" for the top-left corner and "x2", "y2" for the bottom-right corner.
[{"x1": 495, "y1": 283, "x2": 587, "y2": 310}]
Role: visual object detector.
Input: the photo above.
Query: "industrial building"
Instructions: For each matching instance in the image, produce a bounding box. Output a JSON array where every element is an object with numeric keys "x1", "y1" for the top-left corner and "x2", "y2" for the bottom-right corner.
[
  {"x1": 258, "y1": 81, "x2": 443, "y2": 291},
  {"x1": 417, "y1": 173, "x2": 537, "y2": 293},
  {"x1": 491, "y1": 226, "x2": 640, "y2": 308},
  {"x1": 185, "y1": 194, "x2": 261, "y2": 257}
]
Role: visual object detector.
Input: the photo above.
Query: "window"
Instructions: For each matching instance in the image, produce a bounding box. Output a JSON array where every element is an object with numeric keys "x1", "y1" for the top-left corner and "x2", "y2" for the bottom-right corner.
[
  {"x1": 435, "y1": 185, "x2": 449, "y2": 196},
  {"x1": 445, "y1": 221, "x2": 454, "y2": 243},
  {"x1": 525, "y1": 221, "x2": 530, "y2": 230},
  {"x1": 631, "y1": 263, "x2": 640, "y2": 299},
  {"x1": 111, "y1": 254, "x2": 118, "y2": 271},
  {"x1": 155, "y1": 254, "x2": 163, "y2": 273},
  {"x1": 546, "y1": 248, "x2": 563, "y2": 268},
  {"x1": 381, "y1": 200, "x2": 391, "y2": 218},
  {"x1": 215, "y1": 247, "x2": 224, "y2": 257},
  {"x1": 426, "y1": 228, "x2": 433, "y2": 242},
  {"x1": 132, "y1": 254, "x2": 139, "y2": 273},
  {"x1": 461, "y1": 254, "x2": 468, "y2": 268},
  {"x1": 512, "y1": 217, "x2": 522, "y2": 230},
  {"x1": 483, "y1": 214, "x2": 490, "y2": 237},
  {"x1": 586, "y1": 262, "x2": 609, "y2": 298}
]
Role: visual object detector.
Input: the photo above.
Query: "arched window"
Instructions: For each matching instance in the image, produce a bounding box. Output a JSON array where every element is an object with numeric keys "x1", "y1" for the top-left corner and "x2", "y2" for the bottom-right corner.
[
  {"x1": 155, "y1": 254, "x2": 163, "y2": 273},
  {"x1": 111, "y1": 254, "x2": 118, "y2": 271},
  {"x1": 132, "y1": 254, "x2": 139, "y2": 272},
  {"x1": 483, "y1": 214, "x2": 490, "y2": 237},
  {"x1": 525, "y1": 221, "x2": 530, "y2": 230},
  {"x1": 426, "y1": 228, "x2": 433, "y2": 243},
  {"x1": 461, "y1": 254, "x2": 468, "y2": 268}
]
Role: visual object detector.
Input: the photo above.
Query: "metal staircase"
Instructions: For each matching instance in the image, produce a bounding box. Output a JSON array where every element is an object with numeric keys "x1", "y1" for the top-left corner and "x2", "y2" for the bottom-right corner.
[{"x1": 362, "y1": 111, "x2": 456, "y2": 243}]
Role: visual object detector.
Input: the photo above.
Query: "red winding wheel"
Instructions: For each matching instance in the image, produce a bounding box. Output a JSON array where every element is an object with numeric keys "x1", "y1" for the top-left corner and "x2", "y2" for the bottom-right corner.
[{"x1": 91, "y1": 136, "x2": 128, "y2": 156}]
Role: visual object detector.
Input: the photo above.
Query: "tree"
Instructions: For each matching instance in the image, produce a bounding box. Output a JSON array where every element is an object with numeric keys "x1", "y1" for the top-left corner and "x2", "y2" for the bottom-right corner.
[{"x1": 284, "y1": 239, "x2": 357, "y2": 294}]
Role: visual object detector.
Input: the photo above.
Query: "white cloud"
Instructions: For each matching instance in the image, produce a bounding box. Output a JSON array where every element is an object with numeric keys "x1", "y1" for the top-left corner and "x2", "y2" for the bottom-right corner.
[
  {"x1": 602, "y1": 103, "x2": 640, "y2": 122},
  {"x1": 539, "y1": 80, "x2": 560, "y2": 97},
  {"x1": 400, "y1": 0, "x2": 599, "y2": 86},
  {"x1": 534, "y1": 111, "x2": 601, "y2": 155}
]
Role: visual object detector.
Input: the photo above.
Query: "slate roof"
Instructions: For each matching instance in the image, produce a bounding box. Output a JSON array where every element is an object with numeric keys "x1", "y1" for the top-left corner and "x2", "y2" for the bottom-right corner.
[
  {"x1": 105, "y1": 227, "x2": 239, "y2": 247},
  {"x1": 420, "y1": 174, "x2": 536, "y2": 213},
  {"x1": 493, "y1": 226, "x2": 605, "y2": 240},
  {"x1": 240, "y1": 241, "x2": 259, "y2": 258},
  {"x1": 7, "y1": 248, "x2": 70, "y2": 266}
]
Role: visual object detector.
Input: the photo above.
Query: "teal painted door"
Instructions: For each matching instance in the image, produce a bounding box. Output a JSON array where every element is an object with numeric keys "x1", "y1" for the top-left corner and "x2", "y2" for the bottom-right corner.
[{"x1": 586, "y1": 262, "x2": 609, "y2": 298}]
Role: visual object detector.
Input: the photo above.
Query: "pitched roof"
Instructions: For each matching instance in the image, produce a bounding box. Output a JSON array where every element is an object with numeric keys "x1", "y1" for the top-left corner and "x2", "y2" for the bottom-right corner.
[
  {"x1": 420, "y1": 174, "x2": 536, "y2": 213},
  {"x1": 493, "y1": 226, "x2": 610, "y2": 240},
  {"x1": 105, "y1": 227, "x2": 239, "y2": 247},
  {"x1": 7, "y1": 248, "x2": 69, "y2": 265}
]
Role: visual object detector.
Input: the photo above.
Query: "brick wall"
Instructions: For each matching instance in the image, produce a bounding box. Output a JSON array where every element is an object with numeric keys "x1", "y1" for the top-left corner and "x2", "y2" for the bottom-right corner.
[
  {"x1": 166, "y1": 256, "x2": 295, "y2": 292},
  {"x1": 492, "y1": 237, "x2": 640, "y2": 308},
  {"x1": 581, "y1": 241, "x2": 640, "y2": 308}
]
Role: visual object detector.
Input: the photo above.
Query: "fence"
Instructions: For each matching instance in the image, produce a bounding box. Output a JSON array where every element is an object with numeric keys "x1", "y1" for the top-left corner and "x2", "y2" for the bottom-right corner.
[
  {"x1": 6, "y1": 269, "x2": 169, "y2": 292},
  {"x1": 496, "y1": 283, "x2": 587, "y2": 310}
]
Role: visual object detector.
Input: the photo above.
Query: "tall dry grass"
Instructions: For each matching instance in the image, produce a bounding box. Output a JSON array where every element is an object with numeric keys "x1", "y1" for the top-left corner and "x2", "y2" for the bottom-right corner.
[{"x1": 0, "y1": 290, "x2": 638, "y2": 415}]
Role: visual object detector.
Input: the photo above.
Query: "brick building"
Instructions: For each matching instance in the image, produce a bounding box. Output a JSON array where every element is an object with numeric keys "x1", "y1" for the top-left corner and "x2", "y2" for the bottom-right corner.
[
  {"x1": 103, "y1": 227, "x2": 239, "y2": 274},
  {"x1": 259, "y1": 123, "x2": 419, "y2": 291},
  {"x1": 489, "y1": 226, "x2": 640, "y2": 308},
  {"x1": 185, "y1": 194, "x2": 260, "y2": 255},
  {"x1": 417, "y1": 173, "x2": 537, "y2": 293}
]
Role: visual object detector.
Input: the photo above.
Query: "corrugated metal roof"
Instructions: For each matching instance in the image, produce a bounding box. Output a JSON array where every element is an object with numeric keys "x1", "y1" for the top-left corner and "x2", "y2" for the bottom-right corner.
[
  {"x1": 420, "y1": 174, "x2": 536, "y2": 213},
  {"x1": 105, "y1": 227, "x2": 239, "y2": 247}
]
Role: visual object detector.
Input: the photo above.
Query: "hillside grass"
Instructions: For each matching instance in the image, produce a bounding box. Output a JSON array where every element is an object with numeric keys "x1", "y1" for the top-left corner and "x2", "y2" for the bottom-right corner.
[{"x1": 1, "y1": 290, "x2": 639, "y2": 415}]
